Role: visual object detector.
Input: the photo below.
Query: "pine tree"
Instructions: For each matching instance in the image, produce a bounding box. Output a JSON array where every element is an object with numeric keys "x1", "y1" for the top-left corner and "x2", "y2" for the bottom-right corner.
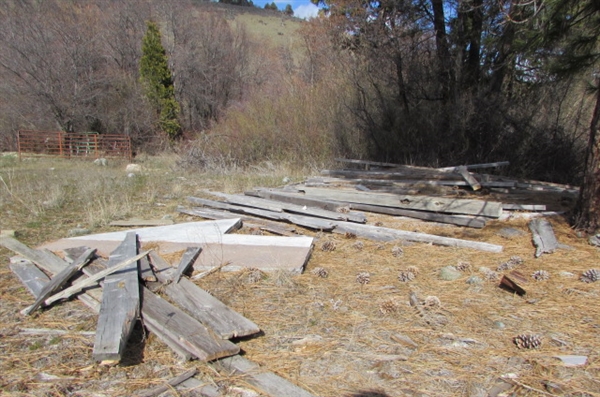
[
  {"x1": 284, "y1": 4, "x2": 293, "y2": 16},
  {"x1": 139, "y1": 21, "x2": 181, "y2": 140}
]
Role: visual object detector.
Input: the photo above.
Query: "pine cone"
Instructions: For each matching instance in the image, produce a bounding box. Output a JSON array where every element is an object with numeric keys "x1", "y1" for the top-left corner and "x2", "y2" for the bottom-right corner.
[
  {"x1": 580, "y1": 269, "x2": 600, "y2": 283},
  {"x1": 245, "y1": 268, "x2": 263, "y2": 283},
  {"x1": 398, "y1": 270, "x2": 415, "y2": 282},
  {"x1": 337, "y1": 206, "x2": 350, "y2": 214},
  {"x1": 480, "y1": 267, "x2": 499, "y2": 281},
  {"x1": 374, "y1": 221, "x2": 383, "y2": 227},
  {"x1": 379, "y1": 298, "x2": 401, "y2": 315},
  {"x1": 456, "y1": 261, "x2": 471, "y2": 272},
  {"x1": 321, "y1": 240, "x2": 337, "y2": 252},
  {"x1": 356, "y1": 271, "x2": 371, "y2": 285},
  {"x1": 423, "y1": 296, "x2": 441, "y2": 310},
  {"x1": 352, "y1": 241, "x2": 364, "y2": 251},
  {"x1": 406, "y1": 266, "x2": 420, "y2": 275},
  {"x1": 497, "y1": 256, "x2": 524, "y2": 272},
  {"x1": 391, "y1": 245, "x2": 404, "y2": 257},
  {"x1": 513, "y1": 334, "x2": 542, "y2": 349},
  {"x1": 311, "y1": 267, "x2": 329, "y2": 278},
  {"x1": 344, "y1": 232, "x2": 357, "y2": 239},
  {"x1": 532, "y1": 270, "x2": 550, "y2": 281}
]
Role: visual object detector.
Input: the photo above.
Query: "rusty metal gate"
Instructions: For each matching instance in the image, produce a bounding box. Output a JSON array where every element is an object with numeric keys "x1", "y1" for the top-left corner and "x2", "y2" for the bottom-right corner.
[{"x1": 17, "y1": 130, "x2": 132, "y2": 160}]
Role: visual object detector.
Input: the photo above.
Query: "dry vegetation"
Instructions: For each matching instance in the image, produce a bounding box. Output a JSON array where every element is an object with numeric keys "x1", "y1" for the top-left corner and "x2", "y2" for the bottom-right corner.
[{"x1": 1, "y1": 155, "x2": 599, "y2": 397}]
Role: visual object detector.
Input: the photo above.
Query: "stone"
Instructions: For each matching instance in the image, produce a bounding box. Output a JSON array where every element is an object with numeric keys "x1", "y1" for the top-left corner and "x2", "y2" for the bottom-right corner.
[
  {"x1": 439, "y1": 266, "x2": 462, "y2": 281},
  {"x1": 493, "y1": 321, "x2": 506, "y2": 329},
  {"x1": 93, "y1": 158, "x2": 107, "y2": 166},
  {"x1": 497, "y1": 227, "x2": 526, "y2": 239},
  {"x1": 466, "y1": 275, "x2": 483, "y2": 284},
  {"x1": 125, "y1": 163, "x2": 142, "y2": 173}
]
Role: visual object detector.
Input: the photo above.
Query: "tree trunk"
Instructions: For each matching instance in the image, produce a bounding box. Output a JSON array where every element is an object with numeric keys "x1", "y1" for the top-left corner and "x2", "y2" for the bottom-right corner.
[
  {"x1": 431, "y1": 0, "x2": 453, "y2": 101},
  {"x1": 574, "y1": 79, "x2": 600, "y2": 232}
]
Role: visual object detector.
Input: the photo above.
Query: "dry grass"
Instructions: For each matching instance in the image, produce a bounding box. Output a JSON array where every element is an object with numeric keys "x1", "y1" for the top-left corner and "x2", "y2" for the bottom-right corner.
[{"x1": 1, "y1": 156, "x2": 599, "y2": 396}]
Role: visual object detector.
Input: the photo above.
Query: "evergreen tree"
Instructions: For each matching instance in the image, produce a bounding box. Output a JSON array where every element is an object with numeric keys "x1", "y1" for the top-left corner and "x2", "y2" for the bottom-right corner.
[
  {"x1": 284, "y1": 4, "x2": 293, "y2": 16},
  {"x1": 139, "y1": 21, "x2": 181, "y2": 140}
]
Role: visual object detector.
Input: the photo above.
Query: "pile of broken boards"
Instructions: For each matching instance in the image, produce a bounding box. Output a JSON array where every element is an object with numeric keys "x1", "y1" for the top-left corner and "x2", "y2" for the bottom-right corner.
[
  {"x1": 2, "y1": 219, "x2": 317, "y2": 397},
  {"x1": 178, "y1": 160, "x2": 576, "y2": 254}
]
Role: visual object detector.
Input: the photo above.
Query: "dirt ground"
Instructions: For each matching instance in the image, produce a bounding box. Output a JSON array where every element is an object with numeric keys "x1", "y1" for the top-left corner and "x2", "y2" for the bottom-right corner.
[{"x1": 1, "y1": 159, "x2": 599, "y2": 397}]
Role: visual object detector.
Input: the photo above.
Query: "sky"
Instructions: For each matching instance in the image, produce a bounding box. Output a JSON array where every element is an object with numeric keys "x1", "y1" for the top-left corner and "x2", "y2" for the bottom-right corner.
[{"x1": 252, "y1": 0, "x2": 320, "y2": 19}]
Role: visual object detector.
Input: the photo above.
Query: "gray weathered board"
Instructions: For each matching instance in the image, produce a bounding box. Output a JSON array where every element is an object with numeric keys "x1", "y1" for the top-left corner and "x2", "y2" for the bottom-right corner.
[
  {"x1": 141, "y1": 287, "x2": 240, "y2": 361},
  {"x1": 92, "y1": 232, "x2": 140, "y2": 364},
  {"x1": 1, "y1": 236, "x2": 69, "y2": 275},
  {"x1": 529, "y1": 218, "x2": 558, "y2": 258},
  {"x1": 187, "y1": 196, "x2": 336, "y2": 231},
  {"x1": 172, "y1": 246, "x2": 202, "y2": 283},
  {"x1": 9, "y1": 258, "x2": 50, "y2": 298},
  {"x1": 296, "y1": 187, "x2": 503, "y2": 218},
  {"x1": 149, "y1": 251, "x2": 260, "y2": 339},
  {"x1": 215, "y1": 355, "x2": 317, "y2": 397},
  {"x1": 206, "y1": 190, "x2": 366, "y2": 223},
  {"x1": 331, "y1": 221, "x2": 503, "y2": 253},
  {"x1": 455, "y1": 166, "x2": 482, "y2": 191},
  {"x1": 22, "y1": 248, "x2": 96, "y2": 315}
]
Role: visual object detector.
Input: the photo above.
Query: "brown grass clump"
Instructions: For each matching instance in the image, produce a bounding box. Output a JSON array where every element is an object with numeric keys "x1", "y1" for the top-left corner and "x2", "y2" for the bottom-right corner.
[{"x1": 2, "y1": 157, "x2": 600, "y2": 396}]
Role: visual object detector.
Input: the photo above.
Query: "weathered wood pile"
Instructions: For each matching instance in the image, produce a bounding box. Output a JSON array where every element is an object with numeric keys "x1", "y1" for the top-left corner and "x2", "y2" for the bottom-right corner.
[
  {"x1": 177, "y1": 160, "x2": 576, "y2": 255},
  {"x1": 1, "y1": 219, "x2": 318, "y2": 397}
]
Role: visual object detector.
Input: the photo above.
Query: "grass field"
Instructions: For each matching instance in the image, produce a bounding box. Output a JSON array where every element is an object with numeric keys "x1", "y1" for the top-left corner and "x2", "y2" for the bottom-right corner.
[{"x1": 1, "y1": 155, "x2": 599, "y2": 396}]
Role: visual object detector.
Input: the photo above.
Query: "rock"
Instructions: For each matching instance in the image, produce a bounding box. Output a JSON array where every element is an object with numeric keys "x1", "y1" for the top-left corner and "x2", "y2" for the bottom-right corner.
[
  {"x1": 68, "y1": 228, "x2": 91, "y2": 237},
  {"x1": 558, "y1": 271, "x2": 575, "y2": 278},
  {"x1": 554, "y1": 355, "x2": 587, "y2": 366},
  {"x1": 439, "y1": 266, "x2": 462, "y2": 281},
  {"x1": 493, "y1": 321, "x2": 506, "y2": 329},
  {"x1": 125, "y1": 163, "x2": 142, "y2": 173},
  {"x1": 589, "y1": 234, "x2": 600, "y2": 247},
  {"x1": 466, "y1": 275, "x2": 483, "y2": 284},
  {"x1": 127, "y1": 172, "x2": 135, "y2": 178},
  {"x1": 93, "y1": 158, "x2": 107, "y2": 166}
]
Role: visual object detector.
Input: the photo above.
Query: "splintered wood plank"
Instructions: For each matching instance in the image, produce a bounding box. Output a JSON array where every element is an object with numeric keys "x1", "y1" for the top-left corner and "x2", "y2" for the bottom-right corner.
[
  {"x1": 22, "y1": 248, "x2": 96, "y2": 315},
  {"x1": 149, "y1": 252, "x2": 260, "y2": 339},
  {"x1": 344, "y1": 202, "x2": 487, "y2": 228},
  {"x1": 529, "y1": 218, "x2": 558, "y2": 258},
  {"x1": 141, "y1": 287, "x2": 240, "y2": 361},
  {"x1": 298, "y1": 187, "x2": 503, "y2": 218},
  {"x1": 93, "y1": 232, "x2": 140, "y2": 364},
  {"x1": 173, "y1": 247, "x2": 202, "y2": 283},
  {"x1": 1, "y1": 236, "x2": 69, "y2": 274},
  {"x1": 332, "y1": 221, "x2": 503, "y2": 253},
  {"x1": 187, "y1": 197, "x2": 335, "y2": 231},
  {"x1": 455, "y1": 166, "x2": 482, "y2": 191},
  {"x1": 215, "y1": 355, "x2": 317, "y2": 397},
  {"x1": 9, "y1": 258, "x2": 50, "y2": 298},
  {"x1": 208, "y1": 191, "x2": 365, "y2": 223}
]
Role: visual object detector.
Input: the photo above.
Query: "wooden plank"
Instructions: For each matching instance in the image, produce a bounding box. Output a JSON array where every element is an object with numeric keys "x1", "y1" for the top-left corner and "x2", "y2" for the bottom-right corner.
[
  {"x1": 297, "y1": 187, "x2": 503, "y2": 218},
  {"x1": 138, "y1": 255, "x2": 156, "y2": 282},
  {"x1": 208, "y1": 191, "x2": 365, "y2": 223},
  {"x1": 249, "y1": 189, "x2": 367, "y2": 223},
  {"x1": 331, "y1": 221, "x2": 503, "y2": 252},
  {"x1": 321, "y1": 168, "x2": 461, "y2": 181},
  {"x1": 92, "y1": 232, "x2": 141, "y2": 364},
  {"x1": 149, "y1": 251, "x2": 261, "y2": 339},
  {"x1": 22, "y1": 248, "x2": 96, "y2": 315},
  {"x1": 1, "y1": 236, "x2": 68, "y2": 274},
  {"x1": 44, "y1": 251, "x2": 149, "y2": 307},
  {"x1": 334, "y1": 158, "x2": 401, "y2": 168},
  {"x1": 502, "y1": 204, "x2": 547, "y2": 211},
  {"x1": 141, "y1": 287, "x2": 240, "y2": 361},
  {"x1": 307, "y1": 176, "x2": 516, "y2": 189},
  {"x1": 173, "y1": 247, "x2": 202, "y2": 283},
  {"x1": 455, "y1": 166, "x2": 482, "y2": 191},
  {"x1": 437, "y1": 161, "x2": 510, "y2": 171},
  {"x1": 344, "y1": 202, "x2": 487, "y2": 228},
  {"x1": 187, "y1": 196, "x2": 335, "y2": 231},
  {"x1": 177, "y1": 206, "x2": 299, "y2": 235},
  {"x1": 529, "y1": 218, "x2": 558, "y2": 258},
  {"x1": 134, "y1": 368, "x2": 198, "y2": 397},
  {"x1": 9, "y1": 259, "x2": 50, "y2": 298},
  {"x1": 215, "y1": 355, "x2": 317, "y2": 397},
  {"x1": 79, "y1": 258, "x2": 193, "y2": 361},
  {"x1": 109, "y1": 219, "x2": 174, "y2": 227}
]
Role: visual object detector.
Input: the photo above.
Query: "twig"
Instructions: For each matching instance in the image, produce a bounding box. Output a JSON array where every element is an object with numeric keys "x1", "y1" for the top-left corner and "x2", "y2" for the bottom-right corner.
[{"x1": 191, "y1": 261, "x2": 231, "y2": 280}]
